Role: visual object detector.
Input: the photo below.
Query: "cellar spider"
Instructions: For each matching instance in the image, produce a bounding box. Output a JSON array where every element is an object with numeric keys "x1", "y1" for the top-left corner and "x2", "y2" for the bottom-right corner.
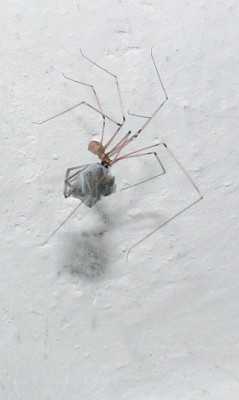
[{"x1": 34, "y1": 49, "x2": 203, "y2": 259}]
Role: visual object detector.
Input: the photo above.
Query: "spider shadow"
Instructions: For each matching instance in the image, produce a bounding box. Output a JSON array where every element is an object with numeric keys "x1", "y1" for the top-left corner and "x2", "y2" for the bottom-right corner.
[
  {"x1": 62, "y1": 228, "x2": 108, "y2": 279},
  {"x1": 61, "y1": 194, "x2": 166, "y2": 278}
]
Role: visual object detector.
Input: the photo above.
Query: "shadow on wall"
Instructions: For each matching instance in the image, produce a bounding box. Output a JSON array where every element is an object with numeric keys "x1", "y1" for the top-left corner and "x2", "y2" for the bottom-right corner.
[
  {"x1": 59, "y1": 194, "x2": 167, "y2": 277},
  {"x1": 62, "y1": 230, "x2": 108, "y2": 279}
]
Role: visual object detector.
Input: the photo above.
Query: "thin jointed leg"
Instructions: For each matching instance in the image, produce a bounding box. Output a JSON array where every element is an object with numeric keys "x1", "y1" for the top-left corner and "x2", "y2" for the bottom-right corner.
[
  {"x1": 126, "y1": 143, "x2": 203, "y2": 259},
  {"x1": 80, "y1": 50, "x2": 126, "y2": 149},
  {"x1": 119, "y1": 150, "x2": 166, "y2": 191},
  {"x1": 64, "y1": 164, "x2": 89, "y2": 198},
  {"x1": 80, "y1": 49, "x2": 125, "y2": 125},
  {"x1": 122, "y1": 49, "x2": 168, "y2": 152},
  {"x1": 62, "y1": 73, "x2": 106, "y2": 143},
  {"x1": 32, "y1": 101, "x2": 121, "y2": 126}
]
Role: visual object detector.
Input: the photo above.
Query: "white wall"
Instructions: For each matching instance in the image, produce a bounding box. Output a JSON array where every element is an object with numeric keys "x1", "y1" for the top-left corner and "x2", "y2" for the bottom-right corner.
[{"x1": 1, "y1": 1, "x2": 239, "y2": 399}]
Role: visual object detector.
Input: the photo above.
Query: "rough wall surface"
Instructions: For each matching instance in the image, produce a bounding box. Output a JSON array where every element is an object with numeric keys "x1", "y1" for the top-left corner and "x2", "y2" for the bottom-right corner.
[{"x1": 1, "y1": 1, "x2": 239, "y2": 399}]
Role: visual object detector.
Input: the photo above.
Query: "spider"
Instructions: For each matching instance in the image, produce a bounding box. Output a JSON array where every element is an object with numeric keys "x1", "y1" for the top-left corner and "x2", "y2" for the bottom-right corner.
[{"x1": 34, "y1": 49, "x2": 203, "y2": 257}]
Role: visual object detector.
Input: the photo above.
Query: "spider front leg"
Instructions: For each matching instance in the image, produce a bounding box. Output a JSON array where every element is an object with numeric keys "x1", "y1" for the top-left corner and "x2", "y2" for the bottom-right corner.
[
  {"x1": 79, "y1": 50, "x2": 126, "y2": 149},
  {"x1": 32, "y1": 100, "x2": 120, "y2": 127},
  {"x1": 62, "y1": 73, "x2": 106, "y2": 144},
  {"x1": 115, "y1": 49, "x2": 168, "y2": 156},
  {"x1": 80, "y1": 50, "x2": 125, "y2": 127}
]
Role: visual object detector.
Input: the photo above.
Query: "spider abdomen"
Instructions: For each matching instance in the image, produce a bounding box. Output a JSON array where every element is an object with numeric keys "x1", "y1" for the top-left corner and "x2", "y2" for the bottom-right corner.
[{"x1": 66, "y1": 163, "x2": 116, "y2": 207}]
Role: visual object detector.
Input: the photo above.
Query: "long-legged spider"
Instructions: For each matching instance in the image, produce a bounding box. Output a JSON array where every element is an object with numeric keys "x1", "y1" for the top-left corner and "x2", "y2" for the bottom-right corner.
[{"x1": 34, "y1": 49, "x2": 203, "y2": 258}]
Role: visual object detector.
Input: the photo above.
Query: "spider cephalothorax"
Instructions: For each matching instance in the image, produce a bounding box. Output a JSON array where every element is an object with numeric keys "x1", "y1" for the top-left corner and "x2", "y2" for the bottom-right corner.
[{"x1": 88, "y1": 140, "x2": 113, "y2": 166}]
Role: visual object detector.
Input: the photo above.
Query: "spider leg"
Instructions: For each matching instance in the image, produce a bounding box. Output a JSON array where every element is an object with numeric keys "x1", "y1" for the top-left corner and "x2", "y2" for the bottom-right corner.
[
  {"x1": 126, "y1": 143, "x2": 203, "y2": 260},
  {"x1": 127, "y1": 110, "x2": 150, "y2": 119},
  {"x1": 80, "y1": 50, "x2": 126, "y2": 149},
  {"x1": 117, "y1": 146, "x2": 166, "y2": 190},
  {"x1": 64, "y1": 164, "x2": 89, "y2": 198},
  {"x1": 104, "y1": 125, "x2": 125, "y2": 152},
  {"x1": 80, "y1": 49, "x2": 125, "y2": 126},
  {"x1": 32, "y1": 101, "x2": 121, "y2": 126},
  {"x1": 106, "y1": 48, "x2": 168, "y2": 159},
  {"x1": 43, "y1": 200, "x2": 85, "y2": 245},
  {"x1": 43, "y1": 164, "x2": 89, "y2": 243},
  {"x1": 62, "y1": 73, "x2": 106, "y2": 143},
  {"x1": 106, "y1": 130, "x2": 132, "y2": 156},
  {"x1": 129, "y1": 48, "x2": 168, "y2": 118},
  {"x1": 121, "y1": 49, "x2": 168, "y2": 151}
]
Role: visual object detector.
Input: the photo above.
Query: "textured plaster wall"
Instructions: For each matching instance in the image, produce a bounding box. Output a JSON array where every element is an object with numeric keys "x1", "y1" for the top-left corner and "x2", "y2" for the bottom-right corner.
[{"x1": 1, "y1": 1, "x2": 239, "y2": 399}]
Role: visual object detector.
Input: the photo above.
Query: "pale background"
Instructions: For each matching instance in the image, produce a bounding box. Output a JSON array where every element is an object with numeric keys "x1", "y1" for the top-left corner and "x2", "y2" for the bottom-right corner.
[{"x1": 1, "y1": 0, "x2": 239, "y2": 399}]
